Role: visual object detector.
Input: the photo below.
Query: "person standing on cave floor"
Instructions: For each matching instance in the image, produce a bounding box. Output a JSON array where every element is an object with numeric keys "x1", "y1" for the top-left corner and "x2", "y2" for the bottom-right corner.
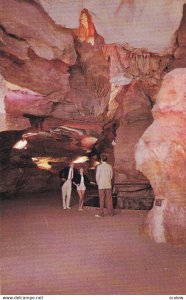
[
  {"x1": 59, "y1": 160, "x2": 78, "y2": 210},
  {"x1": 95, "y1": 154, "x2": 114, "y2": 217},
  {"x1": 74, "y1": 167, "x2": 95, "y2": 211}
]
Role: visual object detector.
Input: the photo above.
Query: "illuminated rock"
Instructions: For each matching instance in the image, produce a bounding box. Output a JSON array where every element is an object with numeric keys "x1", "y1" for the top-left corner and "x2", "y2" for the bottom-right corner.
[
  {"x1": 78, "y1": 9, "x2": 95, "y2": 45},
  {"x1": 135, "y1": 68, "x2": 186, "y2": 244}
]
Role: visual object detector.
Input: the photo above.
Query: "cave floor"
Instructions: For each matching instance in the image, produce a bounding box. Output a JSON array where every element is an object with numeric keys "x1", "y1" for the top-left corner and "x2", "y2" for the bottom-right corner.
[{"x1": 1, "y1": 192, "x2": 186, "y2": 295}]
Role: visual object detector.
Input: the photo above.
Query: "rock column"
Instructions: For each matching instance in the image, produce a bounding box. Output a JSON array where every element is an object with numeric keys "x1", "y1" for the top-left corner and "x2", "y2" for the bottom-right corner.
[{"x1": 135, "y1": 68, "x2": 186, "y2": 244}]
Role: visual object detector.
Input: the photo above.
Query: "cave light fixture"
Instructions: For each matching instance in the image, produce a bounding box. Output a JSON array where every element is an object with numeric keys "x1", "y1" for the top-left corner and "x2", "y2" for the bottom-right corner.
[
  {"x1": 112, "y1": 139, "x2": 117, "y2": 146},
  {"x1": 73, "y1": 156, "x2": 89, "y2": 164},
  {"x1": 32, "y1": 157, "x2": 65, "y2": 171},
  {"x1": 13, "y1": 139, "x2": 27, "y2": 150},
  {"x1": 32, "y1": 157, "x2": 52, "y2": 171}
]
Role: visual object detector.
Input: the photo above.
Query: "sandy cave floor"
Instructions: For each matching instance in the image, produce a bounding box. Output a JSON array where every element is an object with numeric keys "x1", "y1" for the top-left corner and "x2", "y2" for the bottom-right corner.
[{"x1": 0, "y1": 191, "x2": 186, "y2": 295}]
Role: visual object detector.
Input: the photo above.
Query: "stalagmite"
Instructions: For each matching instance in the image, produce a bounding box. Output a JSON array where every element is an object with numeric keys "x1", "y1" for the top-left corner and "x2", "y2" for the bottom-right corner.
[{"x1": 135, "y1": 68, "x2": 186, "y2": 244}]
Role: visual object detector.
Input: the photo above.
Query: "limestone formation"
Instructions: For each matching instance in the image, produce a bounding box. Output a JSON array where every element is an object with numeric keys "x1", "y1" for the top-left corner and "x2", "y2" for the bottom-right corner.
[{"x1": 135, "y1": 68, "x2": 186, "y2": 244}]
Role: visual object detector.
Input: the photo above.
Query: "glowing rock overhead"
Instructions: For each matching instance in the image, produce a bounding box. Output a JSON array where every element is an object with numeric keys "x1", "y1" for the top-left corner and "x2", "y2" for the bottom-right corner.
[{"x1": 73, "y1": 156, "x2": 89, "y2": 163}]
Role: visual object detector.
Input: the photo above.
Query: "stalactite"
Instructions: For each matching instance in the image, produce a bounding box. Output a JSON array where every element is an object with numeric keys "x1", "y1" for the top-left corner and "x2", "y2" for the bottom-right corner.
[{"x1": 103, "y1": 44, "x2": 172, "y2": 85}]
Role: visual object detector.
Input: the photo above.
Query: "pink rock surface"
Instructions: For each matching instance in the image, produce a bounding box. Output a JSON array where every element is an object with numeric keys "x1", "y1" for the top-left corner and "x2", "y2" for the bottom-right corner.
[
  {"x1": 135, "y1": 68, "x2": 186, "y2": 244},
  {"x1": 0, "y1": 50, "x2": 70, "y2": 95},
  {"x1": 0, "y1": 31, "x2": 29, "y2": 61},
  {"x1": 0, "y1": 0, "x2": 75, "y2": 96},
  {"x1": 0, "y1": 0, "x2": 76, "y2": 65},
  {"x1": 0, "y1": 74, "x2": 6, "y2": 113},
  {"x1": 5, "y1": 90, "x2": 52, "y2": 117}
]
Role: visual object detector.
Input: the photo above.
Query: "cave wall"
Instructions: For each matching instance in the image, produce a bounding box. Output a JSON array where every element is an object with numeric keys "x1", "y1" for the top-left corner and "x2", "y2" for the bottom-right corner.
[
  {"x1": 113, "y1": 81, "x2": 154, "y2": 209},
  {"x1": 171, "y1": 4, "x2": 186, "y2": 69}
]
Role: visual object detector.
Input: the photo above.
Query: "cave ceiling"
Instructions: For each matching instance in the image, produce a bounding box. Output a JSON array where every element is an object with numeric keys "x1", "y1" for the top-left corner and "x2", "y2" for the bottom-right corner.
[{"x1": 36, "y1": 0, "x2": 185, "y2": 54}]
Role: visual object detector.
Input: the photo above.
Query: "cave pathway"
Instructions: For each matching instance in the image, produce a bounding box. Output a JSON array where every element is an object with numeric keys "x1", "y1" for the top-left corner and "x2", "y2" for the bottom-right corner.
[{"x1": 1, "y1": 192, "x2": 186, "y2": 295}]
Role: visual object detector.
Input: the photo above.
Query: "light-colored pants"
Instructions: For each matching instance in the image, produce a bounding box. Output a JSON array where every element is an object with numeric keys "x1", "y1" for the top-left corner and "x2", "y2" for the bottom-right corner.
[
  {"x1": 62, "y1": 180, "x2": 72, "y2": 209},
  {"x1": 98, "y1": 189, "x2": 114, "y2": 216}
]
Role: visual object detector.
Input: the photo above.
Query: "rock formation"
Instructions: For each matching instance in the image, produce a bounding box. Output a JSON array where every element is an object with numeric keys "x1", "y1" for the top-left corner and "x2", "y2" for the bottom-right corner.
[
  {"x1": 135, "y1": 68, "x2": 186, "y2": 244},
  {"x1": 114, "y1": 81, "x2": 154, "y2": 209}
]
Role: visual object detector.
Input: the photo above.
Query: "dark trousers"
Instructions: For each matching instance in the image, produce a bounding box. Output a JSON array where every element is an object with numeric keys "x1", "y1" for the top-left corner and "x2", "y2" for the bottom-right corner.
[{"x1": 98, "y1": 189, "x2": 114, "y2": 216}]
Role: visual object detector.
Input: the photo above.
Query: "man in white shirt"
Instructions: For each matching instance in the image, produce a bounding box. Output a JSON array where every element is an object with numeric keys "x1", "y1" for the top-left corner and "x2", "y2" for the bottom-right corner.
[
  {"x1": 59, "y1": 161, "x2": 78, "y2": 210},
  {"x1": 95, "y1": 154, "x2": 114, "y2": 217}
]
